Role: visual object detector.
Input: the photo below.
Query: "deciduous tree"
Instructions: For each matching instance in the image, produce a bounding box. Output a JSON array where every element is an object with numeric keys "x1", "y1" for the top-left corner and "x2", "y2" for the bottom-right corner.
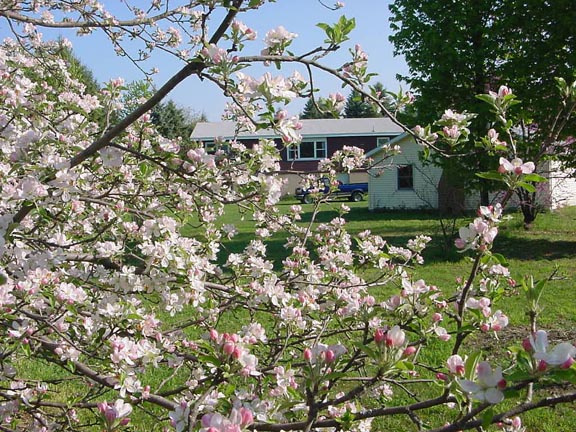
[{"x1": 389, "y1": 0, "x2": 576, "y2": 224}]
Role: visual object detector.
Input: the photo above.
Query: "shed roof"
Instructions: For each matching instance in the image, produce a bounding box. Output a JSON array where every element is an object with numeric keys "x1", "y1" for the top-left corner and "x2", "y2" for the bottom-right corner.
[{"x1": 191, "y1": 117, "x2": 405, "y2": 141}]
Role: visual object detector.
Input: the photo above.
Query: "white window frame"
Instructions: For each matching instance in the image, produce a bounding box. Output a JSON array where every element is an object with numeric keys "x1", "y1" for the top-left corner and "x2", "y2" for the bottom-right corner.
[
  {"x1": 397, "y1": 164, "x2": 414, "y2": 190},
  {"x1": 287, "y1": 139, "x2": 327, "y2": 161},
  {"x1": 203, "y1": 141, "x2": 229, "y2": 154},
  {"x1": 377, "y1": 136, "x2": 391, "y2": 146}
]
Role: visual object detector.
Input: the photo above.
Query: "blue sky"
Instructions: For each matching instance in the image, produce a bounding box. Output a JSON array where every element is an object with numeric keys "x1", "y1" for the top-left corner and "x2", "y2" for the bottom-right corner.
[{"x1": 1, "y1": 0, "x2": 408, "y2": 120}]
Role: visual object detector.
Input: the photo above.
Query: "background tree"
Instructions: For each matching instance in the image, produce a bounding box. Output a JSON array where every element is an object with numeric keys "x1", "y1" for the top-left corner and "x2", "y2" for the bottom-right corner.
[
  {"x1": 389, "y1": 0, "x2": 576, "y2": 223},
  {"x1": 53, "y1": 39, "x2": 100, "y2": 95},
  {"x1": 344, "y1": 82, "x2": 394, "y2": 118},
  {"x1": 152, "y1": 100, "x2": 207, "y2": 146},
  {"x1": 344, "y1": 89, "x2": 380, "y2": 118},
  {"x1": 300, "y1": 97, "x2": 335, "y2": 119}
]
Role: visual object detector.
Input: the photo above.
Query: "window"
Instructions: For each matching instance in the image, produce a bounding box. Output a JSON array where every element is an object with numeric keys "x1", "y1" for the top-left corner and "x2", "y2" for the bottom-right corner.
[
  {"x1": 397, "y1": 165, "x2": 414, "y2": 190},
  {"x1": 203, "y1": 141, "x2": 229, "y2": 154},
  {"x1": 287, "y1": 140, "x2": 327, "y2": 160},
  {"x1": 377, "y1": 137, "x2": 391, "y2": 146}
]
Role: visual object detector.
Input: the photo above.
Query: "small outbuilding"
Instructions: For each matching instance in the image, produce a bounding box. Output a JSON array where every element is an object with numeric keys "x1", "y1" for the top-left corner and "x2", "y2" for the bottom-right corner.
[{"x1": 366, "y1": 133, "x2": 576, "y2": 212}]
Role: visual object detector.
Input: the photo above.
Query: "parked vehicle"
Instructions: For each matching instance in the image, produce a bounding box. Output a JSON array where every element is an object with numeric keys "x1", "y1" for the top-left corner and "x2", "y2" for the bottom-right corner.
[{"x1": 295, "y1": 178, "x2": 368, "y2": 204}]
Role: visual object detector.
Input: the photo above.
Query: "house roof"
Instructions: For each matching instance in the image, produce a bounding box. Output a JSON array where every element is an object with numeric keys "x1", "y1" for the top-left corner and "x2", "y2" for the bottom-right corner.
[
  {"x1": 365, "y1": 132, "x2": 412, "y2": 157},
  {"x1": 191, "y1": 117, "x2": 405, "y2": 141}
]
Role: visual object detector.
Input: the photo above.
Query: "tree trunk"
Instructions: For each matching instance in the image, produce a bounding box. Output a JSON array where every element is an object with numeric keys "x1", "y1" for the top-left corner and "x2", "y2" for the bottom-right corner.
[{"x1": 518, "y1": 189, "x2": 538, "y2": 229}]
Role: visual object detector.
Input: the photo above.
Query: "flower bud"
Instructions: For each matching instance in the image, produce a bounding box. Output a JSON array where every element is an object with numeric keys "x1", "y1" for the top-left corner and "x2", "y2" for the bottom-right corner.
[
  {"x1": 223, "y1": 341, "x2": 235, "y2": 356},
  {"x1": 561, "y1": 357, "x2": 575, "y2": 369},
  {"x1": 522, "y1": 338, "x2": 533, "y2": 352},
  {"x1": 303, "y1": 348, "x2": 312, "y2": 361},
  {"x1": 436, "y1": 372, "x2": 448, "y2": 381},
  {"x1": 374, "y1": 328, "x2": 386, "y2": 344},
  {"x1": 537, "y1": 360, "x2": 548, "y2": 372},
  {"x1": 240, "y1": 407, "x2": 254, "y2": 426},
  {"x1": 403, "y1": 346, "x2": 416, "y2": 357}
]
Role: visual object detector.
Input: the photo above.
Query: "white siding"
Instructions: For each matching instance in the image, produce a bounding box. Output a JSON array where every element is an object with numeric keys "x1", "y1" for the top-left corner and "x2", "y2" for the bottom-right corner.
[
  {"x1": 368, "y1": 136, "x2": 443, "y2": 210},
  {"x1": 548, "y1": 161, "x2": 576, "y2": 209}
]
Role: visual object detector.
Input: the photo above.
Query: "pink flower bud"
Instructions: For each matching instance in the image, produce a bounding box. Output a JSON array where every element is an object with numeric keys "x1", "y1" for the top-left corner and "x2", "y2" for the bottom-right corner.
[
  {"x1": 432, "y1": 313, "x2": 442, "y2": 323},
  {"x1": 232, "y1": 347, "x2": 242, "y2": 359},
  {"x1": 104, "y1": 408, "x2": 117, "y2": 423},
  {"x1": 240, "y1": 407, "x2": 254, "y2": 426},
  {"x1": 561, "y1": 357, "x2": 575, "y2": 369},
  {"x1": 497, "y1": 379, "x2": 506, "y2": 390},
  {"x1": 325, "y1": 349, "x2": 336, "y2": 363},
  {"x1": 480, "y1": 323, "x2": 490, "y2": 332},
  {"x1": 498, "y1": 164, "x2": 507, "y2": 174},
  {"x1": 403, "y1": 346, "x2": 416, "y2": 357},
  {"x1": 97, "y1": 402, "x2": 107, "y2": 414},
  {"x1": 209, "y1": 329, "x2": 219, "y2": 341},
  {"x1": 522, "y1": 338, "x2": 534, "y2": 352},
  {"x1": 374, "y1": 328, "x2": 386, "y2": 344},
  {"x1": 303, "y1": 348, "x2": 312, "y2": 361},
  {"x1": 223, "y1": 341, "x2": 235, "y2": 356},
  {"x1": 538, "y1": 360, "x2": 548, "y2": 372},
  {"x1": 436, "y1": 372, "x2": 448, "y2": 381}
]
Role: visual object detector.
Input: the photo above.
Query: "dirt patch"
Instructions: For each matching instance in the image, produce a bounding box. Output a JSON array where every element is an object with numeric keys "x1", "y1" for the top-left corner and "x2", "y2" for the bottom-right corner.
[{"x1": 464, "y1": 325, "x2": 576, "y2": 359}]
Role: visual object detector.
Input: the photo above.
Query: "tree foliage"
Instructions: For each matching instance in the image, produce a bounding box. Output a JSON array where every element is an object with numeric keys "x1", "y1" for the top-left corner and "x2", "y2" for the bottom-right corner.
[
  {"x1": 152, "y1": 100, "x2": 207, "y2": 145},
  {"x1": 300, "y1": 97, "x2": 335, "y2": 119},
  {"x1": 389, "y1": 0, "x2": 576, "y2": 221}
]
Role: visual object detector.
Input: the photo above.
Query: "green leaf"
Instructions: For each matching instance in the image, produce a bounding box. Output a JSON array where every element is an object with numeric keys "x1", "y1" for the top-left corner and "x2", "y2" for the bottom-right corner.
[
  {"x1": 476, "y1": 94, "x2": 496, "y2": 105},
  {"x1": 352, "y1": 340, "x2": 377, "y2": 359},
  {"x1": 491, "y1": 253, "x2": 509, "y2": 266},
  {"x1": 476, "y1": 171, "x2": 504, "y2": 181},
  {"x1": 482, "y1": 407, "x2": 494, "y2": 428},
  {"x1": 464, "y1": 351, "x2": 482, "y2": 380},
  {"x1": 323, "y1": 371, "x2": 347, "y2": 382},
  {"x1": 517, "y1": 181, "x2": 536, "y2": 192},
  {"x1": 522, "y1": 173, "x2": 547, "y2": 183}
]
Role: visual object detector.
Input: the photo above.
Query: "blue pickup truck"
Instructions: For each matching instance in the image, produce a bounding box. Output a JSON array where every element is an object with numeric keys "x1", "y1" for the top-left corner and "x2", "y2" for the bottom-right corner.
[{"x1": 295, "y1": 178, "x2": 368, "y2": 204}]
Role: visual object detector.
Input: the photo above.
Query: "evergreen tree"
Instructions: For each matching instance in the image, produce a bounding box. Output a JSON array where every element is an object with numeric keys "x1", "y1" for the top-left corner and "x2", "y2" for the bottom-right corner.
[
  {"x1": 344, "y1": 83, "x2": 394, "y2": 118},
  {"x1": 300, "y1": 97, "x2": 335, "y2": 119},
  {"x1": 152, "y1": 100, "x2": 207, "y2": 145}
]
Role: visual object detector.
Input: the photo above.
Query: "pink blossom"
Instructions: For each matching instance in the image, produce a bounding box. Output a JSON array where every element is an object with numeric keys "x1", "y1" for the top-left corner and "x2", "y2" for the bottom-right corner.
[
  {"x1": 97, "y1": 399, "x2": 132, "y2": 430},
  {"x1": 201, "y1": 44, "x2": 228, "y2": 64},
  {"x1": 530, "y1": 330, "x2": 576, "y2": 367},
  {"x1": 435, "y1": 327, "x2": 451, "y2": 341},
  {"x1": 459, "y1": 361, "x2": 506, "y2": 404},
  {"x1": 498, "y1": 157, "x2": 535, "y2": 175},
  {"x1": 447, "y1": 355, "x2": 465, "y2": 376}
]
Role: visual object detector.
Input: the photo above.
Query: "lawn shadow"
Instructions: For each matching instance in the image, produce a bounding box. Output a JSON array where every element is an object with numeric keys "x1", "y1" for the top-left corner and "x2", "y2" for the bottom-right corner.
[{"x1": 493, "y1": 235, "x2": 576, "y2": 261}]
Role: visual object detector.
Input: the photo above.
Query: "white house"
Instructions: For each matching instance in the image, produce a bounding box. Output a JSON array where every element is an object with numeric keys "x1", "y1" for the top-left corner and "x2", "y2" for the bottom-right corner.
[
  {"x1": 366, "y1": 133, "x2": 443, "y2": 210},
  {"x1": 366, "y1": 133, "x2": 576, "y2": 211}
]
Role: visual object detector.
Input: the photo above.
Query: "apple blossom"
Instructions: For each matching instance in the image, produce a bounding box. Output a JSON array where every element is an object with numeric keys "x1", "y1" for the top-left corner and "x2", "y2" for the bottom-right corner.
[
  {"x1": 498, "y1": 157, "x2": 535, "y2": 175},
  {"x1": 530, "y1": 330, "x2": 576, "y2": 368},
  {"x1": 447, "y1": 355, "x2": 466, "y2": 376},
  {"x1": 459, "y1": 361, "x2": 506, "y2": 404}
]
